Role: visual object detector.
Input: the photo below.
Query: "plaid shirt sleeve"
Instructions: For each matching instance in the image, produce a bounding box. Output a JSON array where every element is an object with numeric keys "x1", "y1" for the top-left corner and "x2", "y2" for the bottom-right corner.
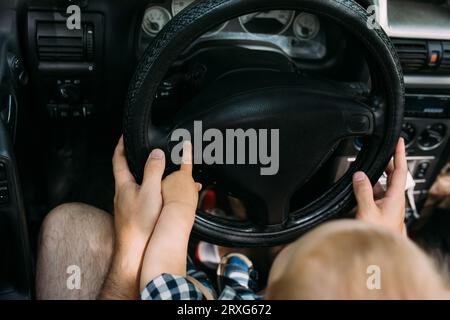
[
  {"x1": 141, "y1": 255, "x2": 260, "y2": 300},
  {"x1": 141, "y1": 274, "x2": 205, "y2": 300},
  {"x1": 141, "y1": 273, "x2": 260, "y2": 300}
]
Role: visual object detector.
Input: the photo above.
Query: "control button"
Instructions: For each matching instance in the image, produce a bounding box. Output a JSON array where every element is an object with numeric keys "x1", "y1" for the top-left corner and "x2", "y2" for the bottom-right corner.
[
  {"x1": 12, "y1": 57, "x2": 28, "y2": 85},
  {"x1": 430, "y1": 123, "x2": 447, "y2": 136},
  {"x1": 415, "y1": 171, "x2": 426, "y2": 180},
  {"x1": 418, "y1": 162, "x2": 430, "y2": 170},
  {"x1": 418, "y1": 123, "x2": 447, "y2": 150},
  {"x1": 59, "y1": 110, "x2": 70, "y2": 118},
  {"x1": 415, "y1": 162, "x2": 430, "y2": 180},
  {"x1": 47, "y1": 103, "x2": 94, "y2": 119},
  {"x1": 47, "y1": 104, "x2": 58, "y2": 118},
  {"x1": 428, "y1": 41, "x2": 442, "y2": 67},
  {"x1": 81, "y1": 104, "x2": 94, "y2": 117},
  {"x1": 72, "y1": 110, "x2": 82, "y2": 118},
  {"x1": 58, "y1": 84, "x2": 81, "y2": 104},
  {"x1": 348, "y1": 115, "x2": 371, "y2": 134},
  {"x1": 0, "y1": 184, "x2": 9, "y2": 205},
  {"x1": 402, "y1": 123, "x2": 417, "y2": 147},
  {"x1": 429, "y1": 51, "x2": 440, "y2": 66},
  {"x1": 156, "y1": 81, "x2": 176, "y2": 100},
  {"x1": 58, "y1": 104, "x2": 71, "y2": 118}
]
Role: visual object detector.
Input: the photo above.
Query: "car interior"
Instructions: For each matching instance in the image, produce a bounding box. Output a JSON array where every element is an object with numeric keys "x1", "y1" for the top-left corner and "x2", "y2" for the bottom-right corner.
[{"x1": 0, "y1": 0, "x2": 450, "y2": 299}]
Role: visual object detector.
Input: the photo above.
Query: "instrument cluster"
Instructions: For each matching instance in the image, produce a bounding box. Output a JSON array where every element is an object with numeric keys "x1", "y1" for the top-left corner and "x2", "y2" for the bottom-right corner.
[{"x1": 139, "y1": 0, "x2": 327, "y2": 60}]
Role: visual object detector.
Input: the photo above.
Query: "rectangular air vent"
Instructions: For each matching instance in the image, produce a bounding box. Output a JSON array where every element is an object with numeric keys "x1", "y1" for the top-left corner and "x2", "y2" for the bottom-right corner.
[
  {"x1": 441, "y1": 42, "x2": 450, "y2": 72},
  {"x1": 36, "y1": 23, "x2": 93, "y2": 62},
  {"x1": 392, "y1": 39, "x2": 428, "y2": 73}
]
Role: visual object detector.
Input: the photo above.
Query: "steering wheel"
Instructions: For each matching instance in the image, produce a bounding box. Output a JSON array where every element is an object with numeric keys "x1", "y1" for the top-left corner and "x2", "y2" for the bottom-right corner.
[{"x1": 124, "y1": 0, "x2": 404, "y2": 247}]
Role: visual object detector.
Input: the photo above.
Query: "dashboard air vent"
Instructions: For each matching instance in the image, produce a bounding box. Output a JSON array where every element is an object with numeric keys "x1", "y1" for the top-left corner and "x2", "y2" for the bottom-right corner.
[
  {"x1": 36, "y1": 23, "x2": 93, "y2": 62},
  {"x1": 392, "y1": 39, "x2": 428, "y2": 72},
  {"x1": 441, "y1": 42, "x2": 450, "y2": 72}
]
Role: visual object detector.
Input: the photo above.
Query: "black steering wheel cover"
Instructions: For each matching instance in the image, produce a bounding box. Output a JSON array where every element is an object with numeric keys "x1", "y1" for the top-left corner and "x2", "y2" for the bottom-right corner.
[{"x1": 124, "y1": 0, "x2": 404, "y2": 247}]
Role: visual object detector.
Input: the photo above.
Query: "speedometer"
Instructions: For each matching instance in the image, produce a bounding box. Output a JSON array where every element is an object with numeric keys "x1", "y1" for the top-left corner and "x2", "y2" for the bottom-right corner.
[
  {"x1": 172, "y1": 0, "x2": 195, "y2": 16},
  {"x1": 172, "y1": 0, "x2": 227, "y2": 35},
  {"x1": 142, "y1": 6, "x2": 172, "y2": 37},
  {"x1": 293, "y1": 12, "x2": 320, "y2": 40},
  {"x1": 239, "y1": 10, "x2": 295, "y2": 35}
]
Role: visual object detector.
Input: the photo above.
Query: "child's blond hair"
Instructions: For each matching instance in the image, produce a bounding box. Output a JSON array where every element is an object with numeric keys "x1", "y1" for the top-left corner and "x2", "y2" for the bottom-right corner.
[{"x1": 266, "y1": 220, "x2": 449, "y2": 300}]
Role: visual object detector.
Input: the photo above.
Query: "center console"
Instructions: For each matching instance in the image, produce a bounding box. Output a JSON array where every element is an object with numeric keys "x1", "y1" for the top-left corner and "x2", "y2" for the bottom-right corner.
[
  {"x1": 25, "y1": 7, "x2": 104, "y2": 120},
  {"x1": 341, "y1": 0, "x2": 450, "y2": 219},
  {"x1": 402, "y1": 94, "x2": 450, "y2": 207},
  {"x1": 383, "y1": 0, "x2": 450, "y2": 212}
]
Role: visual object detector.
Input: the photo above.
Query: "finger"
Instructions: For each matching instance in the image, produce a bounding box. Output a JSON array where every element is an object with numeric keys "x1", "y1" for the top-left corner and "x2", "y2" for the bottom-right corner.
[
  {"x1": 112, "y1": 136, "x2": 135, "y2": 188},
  {"x1": 353, "y1": 171, "x2": 376, "y2": 213},
  {"x1": 386, "y1": 138, "x2": 408, "y2": 198},
  {"x1": 373, "y1": 182, "x2": 385, "y2": 200},
  {"x1": 385, "y1": 159, "x2": 395, "y2": 176},
  {"x1": 180, "y1": 141, "x2": 193, "y2": 174},
  {"x1": 142, "y1": 149, "x2": 166, "y2": 191},
  {"x1": 385, "y1": 159, "x2": 395, "y2": 187}
]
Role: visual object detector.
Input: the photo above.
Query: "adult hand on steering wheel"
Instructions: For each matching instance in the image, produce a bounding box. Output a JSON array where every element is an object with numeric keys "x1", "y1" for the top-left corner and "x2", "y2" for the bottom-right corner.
[
  {"x1": 123, "y1": 0, "x2": 404, "y2": 247},
  {"x1": 353, "y1": 138, "x2": 408, "y2": 237}
]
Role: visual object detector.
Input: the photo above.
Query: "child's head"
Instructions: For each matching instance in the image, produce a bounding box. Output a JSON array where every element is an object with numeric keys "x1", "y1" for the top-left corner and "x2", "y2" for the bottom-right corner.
[{"x1": 266, "y1": 220, "x2": 449, "y2": 300}]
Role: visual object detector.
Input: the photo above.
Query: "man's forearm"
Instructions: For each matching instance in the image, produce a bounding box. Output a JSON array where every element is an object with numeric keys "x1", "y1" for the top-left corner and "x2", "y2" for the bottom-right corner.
[{"x1": 98, "y1": 243, "x2": 146, "y2": 300}]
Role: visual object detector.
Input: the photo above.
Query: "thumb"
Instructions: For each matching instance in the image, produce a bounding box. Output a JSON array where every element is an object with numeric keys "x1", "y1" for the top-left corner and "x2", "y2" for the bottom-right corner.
[
  {"x1": 141, "y1": 149, "x2": 166, "y2": 192},
  {"x1": 353, "y1": 171, "x2": 376, "y2": 213}
]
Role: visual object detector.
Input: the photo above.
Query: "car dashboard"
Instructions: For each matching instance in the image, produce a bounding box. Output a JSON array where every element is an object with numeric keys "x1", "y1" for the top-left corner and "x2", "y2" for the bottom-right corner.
[
  {"x1": 0, "y1": 0, "x2": 449, "y2": 300},
  {"x1": 3, "y1": 0, "x2": 450, "y2": 228}
]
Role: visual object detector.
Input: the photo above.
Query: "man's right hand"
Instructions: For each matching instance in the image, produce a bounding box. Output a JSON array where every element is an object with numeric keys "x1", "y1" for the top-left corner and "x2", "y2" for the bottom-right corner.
[
  {"x1": 112, "y1": 136, "x2": 166, "y2": 252},
  {"x1": 99, "y1": 136, "x2": 166, "y2": 299}
]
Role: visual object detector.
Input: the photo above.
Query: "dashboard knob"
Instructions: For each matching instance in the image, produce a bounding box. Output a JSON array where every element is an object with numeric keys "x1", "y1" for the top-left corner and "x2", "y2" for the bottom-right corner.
[
  {"x1": 58, "y1": 84, "x2": 81, "y2": 104},
  {"x1": 418, "y1": 123, "x2": 447, "y2": 150},
  {"x1": 401, "y1": 123, "x2": 417, "y2": 147}
]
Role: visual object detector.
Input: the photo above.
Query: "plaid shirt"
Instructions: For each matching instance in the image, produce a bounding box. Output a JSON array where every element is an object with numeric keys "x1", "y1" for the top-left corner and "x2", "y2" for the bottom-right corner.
[{"x1": 141, "y1": 256, "x2": 261, "y2": 300}]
